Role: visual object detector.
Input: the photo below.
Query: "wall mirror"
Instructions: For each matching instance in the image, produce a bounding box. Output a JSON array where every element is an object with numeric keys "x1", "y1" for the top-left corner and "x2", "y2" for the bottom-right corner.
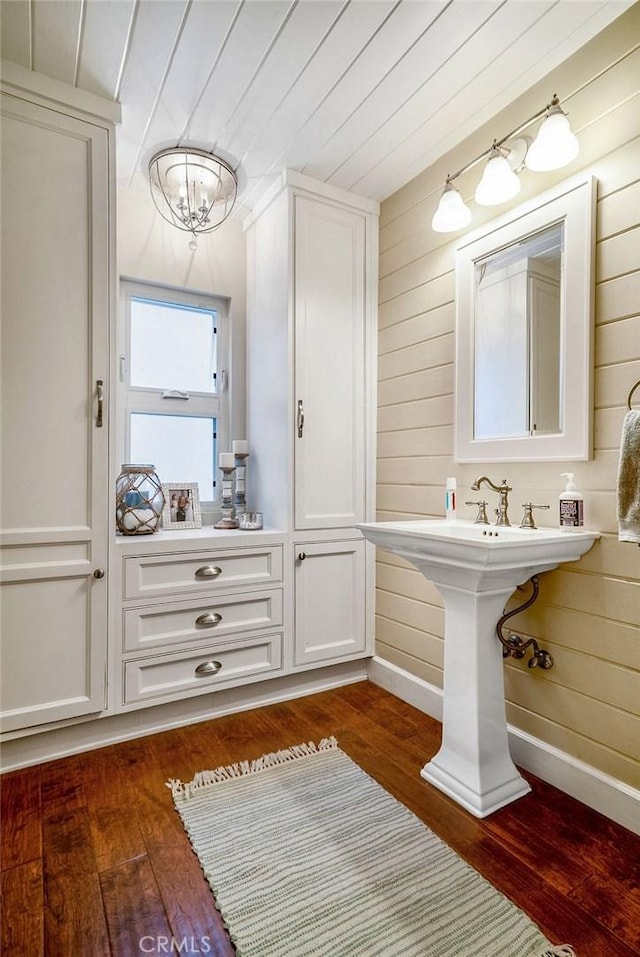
[{"x1": 455, "y1": 175, "x2": 596, "y2": 462}]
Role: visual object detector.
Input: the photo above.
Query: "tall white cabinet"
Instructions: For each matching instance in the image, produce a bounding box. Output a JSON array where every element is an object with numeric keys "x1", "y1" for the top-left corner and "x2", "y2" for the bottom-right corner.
[
  {"x1": 245, "y1": 171, "x2": 378, "y2": 669},
  {"x1": 0, "y1": 66, "x2": 117, "y2": 733}
]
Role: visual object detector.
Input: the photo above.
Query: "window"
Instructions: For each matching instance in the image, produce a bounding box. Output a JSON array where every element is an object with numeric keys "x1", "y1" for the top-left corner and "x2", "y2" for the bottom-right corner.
[{"x1": 120, "y1": 279, "x2": 230, "y2": 508}]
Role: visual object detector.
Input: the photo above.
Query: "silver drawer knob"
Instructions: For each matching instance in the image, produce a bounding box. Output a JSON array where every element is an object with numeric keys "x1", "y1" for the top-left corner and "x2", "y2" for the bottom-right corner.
[
  {"x1": 194, "y1": 660, "x2": 222, "y2": 677},
  {"x1": 195, "y1": 612, "x2": 223, "y2": 627},
  {"x1": 93, "y1": 568, "x2": 105, "y2": 579},
  {"x1": 195, "y1": 565, "x2": 222, "y2": 579}
]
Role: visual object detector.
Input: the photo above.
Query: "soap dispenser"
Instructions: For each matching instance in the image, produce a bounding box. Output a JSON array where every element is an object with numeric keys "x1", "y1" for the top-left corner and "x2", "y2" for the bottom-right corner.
[{"x1": 559, "y1": 473, "x2": 584, "y2": 529}]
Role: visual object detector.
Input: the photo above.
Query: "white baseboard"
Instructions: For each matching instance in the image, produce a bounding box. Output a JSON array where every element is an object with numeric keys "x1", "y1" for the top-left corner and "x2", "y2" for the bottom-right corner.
[
  {"x1": 0, "y1": 662, "x2": 368, "y2": 772},
  {"x1": 367, "y1": 655, "x2": 640, "y2": 837}
]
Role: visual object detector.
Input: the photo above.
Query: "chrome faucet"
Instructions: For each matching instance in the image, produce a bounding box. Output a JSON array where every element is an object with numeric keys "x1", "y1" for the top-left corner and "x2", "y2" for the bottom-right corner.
[{"x1": 471, "y1": 476, "x2": 512, "y2": 526}]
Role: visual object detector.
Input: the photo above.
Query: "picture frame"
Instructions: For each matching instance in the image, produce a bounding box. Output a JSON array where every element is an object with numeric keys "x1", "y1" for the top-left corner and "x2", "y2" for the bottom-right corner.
[{"x1": 161, "y1": 483, "x2": 202, "y2": 530}]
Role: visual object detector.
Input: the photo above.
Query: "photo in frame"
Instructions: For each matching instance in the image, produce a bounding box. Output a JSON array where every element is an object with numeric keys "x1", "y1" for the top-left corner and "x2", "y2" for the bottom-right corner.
[{"x1": 161, "y1": 483, "x2": 202, "y2": 530}]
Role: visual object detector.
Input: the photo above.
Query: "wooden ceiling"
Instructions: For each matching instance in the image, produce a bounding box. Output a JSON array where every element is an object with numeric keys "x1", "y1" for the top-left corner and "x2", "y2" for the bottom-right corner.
[{"x1": 1, "y1": 0, "x2": 633, "y2": 215}]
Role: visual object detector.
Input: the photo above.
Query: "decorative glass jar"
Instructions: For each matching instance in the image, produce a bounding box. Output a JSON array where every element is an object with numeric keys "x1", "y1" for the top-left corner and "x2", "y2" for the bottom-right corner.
[{"x1": 115, "y1": 464, "x2": 164, "y2": 535}]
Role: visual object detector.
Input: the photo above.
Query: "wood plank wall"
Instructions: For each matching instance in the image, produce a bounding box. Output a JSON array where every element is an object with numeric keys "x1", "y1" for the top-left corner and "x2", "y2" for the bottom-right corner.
[{"x1": 375, "y1": 6, "x2": 640, "y2": 791}]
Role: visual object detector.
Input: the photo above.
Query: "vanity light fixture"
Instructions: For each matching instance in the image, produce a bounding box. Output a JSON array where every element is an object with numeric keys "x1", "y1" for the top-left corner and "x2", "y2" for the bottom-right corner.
[
  {"x1": 431, "y1": 94, "x2": 579, "y2": 232},
  {"x1": 474, "y1": 143, "x2": 522, "y2": 206},
  {"x1": 431, "y1": 177, "x2": 472, "y2": 232},
  {"x1": 148, "y1": 146, "x2": 237, "y2": 250}
]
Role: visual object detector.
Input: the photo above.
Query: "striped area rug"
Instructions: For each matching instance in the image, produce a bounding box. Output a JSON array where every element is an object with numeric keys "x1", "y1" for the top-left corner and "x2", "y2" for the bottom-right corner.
[{"x1": 167, "y1": 737, "x2": 575, "y2": 957}]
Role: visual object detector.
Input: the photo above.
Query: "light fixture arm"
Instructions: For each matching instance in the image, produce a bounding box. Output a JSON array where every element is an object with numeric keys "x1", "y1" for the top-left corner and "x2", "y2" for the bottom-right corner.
[{"x1": 445, "y1": 95, "x2": 565, "y2": 186}]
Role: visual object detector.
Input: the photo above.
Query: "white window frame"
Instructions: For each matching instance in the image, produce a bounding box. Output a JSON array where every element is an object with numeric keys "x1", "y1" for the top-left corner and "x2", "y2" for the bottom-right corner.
[{"x1": 119, "y1": 278, "x2": 230, "y2": 510}]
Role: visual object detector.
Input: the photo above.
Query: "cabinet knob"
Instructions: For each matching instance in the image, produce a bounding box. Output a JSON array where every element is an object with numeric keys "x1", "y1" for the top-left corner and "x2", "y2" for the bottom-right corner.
[
  {"x1": 195, "y1": 612, "x2": 223, "y2": 627},
  {"x1": 297, "y1": 552, "x2": 306, "y2": 562},
  {"x1": 194, "y1": 660, "x2": 222, "y2": 677},
  {"x1": 195, "y1": 565, "x2": 222, "y2": 579},
  {"x1": 93, "y1": 568, "x2": 105, "y2": 579}
]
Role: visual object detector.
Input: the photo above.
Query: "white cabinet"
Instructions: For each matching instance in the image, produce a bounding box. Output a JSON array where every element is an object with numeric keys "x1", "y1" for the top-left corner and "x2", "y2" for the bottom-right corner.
[
  {"x1": 294, "y1": 196, "x2": 366, "y2": 529},
  {"x1": 0, "y1": 72, "x2": 117, "y2": 733},
  {"x1": 245, "y1": 170, "x2": 378, "y2": 668},
  {"x1": 117, "y1": 538, "x2": 286, "y2": 710},
  {"x1": 294, "y1": 541, "x2": 366, "y2": 666}
]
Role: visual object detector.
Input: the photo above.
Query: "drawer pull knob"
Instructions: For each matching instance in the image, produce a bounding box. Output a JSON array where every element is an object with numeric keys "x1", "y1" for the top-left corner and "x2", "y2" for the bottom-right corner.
[
  {"x1": 298, "y1": 552, "x2": 306, "y2": 562},
  {"x1": 195, "y1": 660, "x2": 222, "y2": 677},
  {"x1": 195, "y1": 612, "x2": 223, "y2": 627},
  {"x1": 195, "y1": 565, "x2": 222, "y2": 579}
]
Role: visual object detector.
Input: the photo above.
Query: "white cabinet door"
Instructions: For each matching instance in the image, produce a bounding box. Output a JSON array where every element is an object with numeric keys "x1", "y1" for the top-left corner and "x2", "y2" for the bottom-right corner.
[
  {"x1": 0, "y1": 92, "x2": 111, "y2": 731},
  {"x1": 294, "y1": 541, "x2": 365, "y2": 666},
  {"x1": 294, "y1": 196, "x2": 366, "y2": 530}
]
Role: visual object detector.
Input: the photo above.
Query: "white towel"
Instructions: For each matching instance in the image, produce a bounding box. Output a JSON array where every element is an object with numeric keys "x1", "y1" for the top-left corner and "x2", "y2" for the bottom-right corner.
[{"x1": 617, "y1": 409, "x2": 640, "y2": 543}]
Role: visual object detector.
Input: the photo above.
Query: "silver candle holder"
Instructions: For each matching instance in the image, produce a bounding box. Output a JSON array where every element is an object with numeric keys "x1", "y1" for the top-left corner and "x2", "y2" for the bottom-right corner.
[
  {"x1": 234, "y1": 450, "x2": 249, "y2": 516},
  {"x1": 214, "y1": 464, "x2": 239, "y2": 529}
]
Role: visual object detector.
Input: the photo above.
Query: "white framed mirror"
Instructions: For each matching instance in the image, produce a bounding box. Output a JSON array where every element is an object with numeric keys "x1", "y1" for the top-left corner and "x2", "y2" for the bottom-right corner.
[{"x1": 455, "y1": 175, "x2": 596, "y2": 462}]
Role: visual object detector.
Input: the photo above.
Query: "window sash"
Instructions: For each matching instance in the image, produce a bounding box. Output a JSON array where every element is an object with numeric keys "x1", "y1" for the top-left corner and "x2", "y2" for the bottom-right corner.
[{"x1": 120, "y1": 278, "x2": 230, "y2": 507}]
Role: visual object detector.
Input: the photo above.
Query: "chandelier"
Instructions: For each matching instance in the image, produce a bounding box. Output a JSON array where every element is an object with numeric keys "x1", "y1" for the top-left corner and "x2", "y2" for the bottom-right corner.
[{"x1": 148, "y1": 147, "x2": 237, "y2": 250}]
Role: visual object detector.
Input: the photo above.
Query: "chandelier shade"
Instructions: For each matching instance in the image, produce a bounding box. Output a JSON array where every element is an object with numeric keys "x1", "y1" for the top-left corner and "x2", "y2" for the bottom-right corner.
[{"x1": 148, "y1": 147, "x2": 237, "y2": 249}]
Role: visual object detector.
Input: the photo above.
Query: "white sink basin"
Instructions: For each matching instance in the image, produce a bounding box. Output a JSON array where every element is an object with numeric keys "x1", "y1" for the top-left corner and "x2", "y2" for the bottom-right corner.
[
  {"x1": 357, "y1": 519, "x2": 599, "y2": 591},
  {"x1": 358, "y1": 518, "x2": 599, "y2": 817}
]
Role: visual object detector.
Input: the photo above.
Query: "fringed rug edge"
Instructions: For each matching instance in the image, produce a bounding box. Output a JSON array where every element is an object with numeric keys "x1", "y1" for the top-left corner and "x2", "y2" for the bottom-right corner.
[{"x1": 166, "y1": 735, "x2": 339, "y2": 801}]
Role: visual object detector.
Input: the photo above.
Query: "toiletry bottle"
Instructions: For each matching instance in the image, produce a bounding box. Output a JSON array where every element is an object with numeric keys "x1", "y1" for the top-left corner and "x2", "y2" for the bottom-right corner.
[
  {"x1": 559, "y1": 473, "x2": 584, "y2": 529},
  {"x1": 445, "y1": 478, "x2": 457, "y2": 521}
]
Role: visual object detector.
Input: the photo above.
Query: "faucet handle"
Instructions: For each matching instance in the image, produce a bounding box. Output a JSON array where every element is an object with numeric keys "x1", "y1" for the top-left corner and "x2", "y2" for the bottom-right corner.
[
  {"x1": 465, "y1": 500, "x2": 490, "y2": 524},
  {"x1": 520, "y1": 503, "x2": 550, "y2": 529}
]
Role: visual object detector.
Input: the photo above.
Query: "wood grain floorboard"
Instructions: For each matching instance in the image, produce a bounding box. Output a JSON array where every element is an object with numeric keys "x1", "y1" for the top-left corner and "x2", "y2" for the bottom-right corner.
[{"x1": 1, "y1": 681, "x2": 638, "y2": 957}]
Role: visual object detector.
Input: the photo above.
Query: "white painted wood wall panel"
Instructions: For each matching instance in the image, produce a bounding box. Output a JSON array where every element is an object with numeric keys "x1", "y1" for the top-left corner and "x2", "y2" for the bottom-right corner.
[
  {"x1": 285, "y1": 0, "x2": 451, "y2": 181},
  {"x1": 220, "y1": 0, "x2": 345, "y2": 164},
  {"x1": 0, "y1": 1, "x2": 30, "y2": 68},
  {"x1": 191, "y1": 0, "x2": 294, "y2": 151},
  {"x1": 116, "y1": 0, "x2": 190, "y2": 183},
  {"x1": 32, "y1": 0, "x2": 81, "y2": 86},
  {"x1": 134, "y1": 0, "x2": 243, "y2": 179},
  {"x1": 308, "y1": 0, "x2": 499, "y2": 189},
  {"x1": 375, "y1": 7, "x2": 640, "y2": 789},
  {"x1": 0, "y1": 0, "x2": 634, "y2": 213},
  {"x1": 76, "y1": 0, "x2": 136, "y2": 100},
  {"x1": 239, "y1": 0, "x2": 398, "y2": 210},
  {"x1": 357, "y1": 1, "x2": 632, "y2": 200}
]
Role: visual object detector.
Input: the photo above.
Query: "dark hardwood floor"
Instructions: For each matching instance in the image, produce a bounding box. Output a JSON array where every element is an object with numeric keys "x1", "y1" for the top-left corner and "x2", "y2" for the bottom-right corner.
[{"x1": 2, "y1": 681, "x2": 639, "y2": 956}]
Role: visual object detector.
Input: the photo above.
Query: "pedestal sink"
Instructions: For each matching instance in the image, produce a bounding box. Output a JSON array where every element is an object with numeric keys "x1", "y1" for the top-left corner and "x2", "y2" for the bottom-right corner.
[{"x1": 357, "y1": 519, "x2": 599, "y2": 817}]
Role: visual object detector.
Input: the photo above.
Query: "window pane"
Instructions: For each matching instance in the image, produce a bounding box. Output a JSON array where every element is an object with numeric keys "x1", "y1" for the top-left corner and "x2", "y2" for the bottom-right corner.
[
  {"x1": 130, "y1": 413, "x2": 216, "y2": 501},
  {"x1": 130, "y1": 298, "x2": 217, "y2": 393}
]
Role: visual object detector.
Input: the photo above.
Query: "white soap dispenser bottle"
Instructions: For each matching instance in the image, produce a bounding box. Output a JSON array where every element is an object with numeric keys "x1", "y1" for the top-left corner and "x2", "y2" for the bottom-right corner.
[{"x1": 559, "y1": 472, "x2": 584, "y2": 529}]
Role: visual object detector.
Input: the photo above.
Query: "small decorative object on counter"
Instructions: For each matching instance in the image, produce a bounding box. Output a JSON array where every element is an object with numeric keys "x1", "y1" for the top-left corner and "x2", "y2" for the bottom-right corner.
[
  {"x1": 445, "y1": 477, "x2": 457, "y2": 521},
  {"x1": 558, "y1": 472, "x2": 584, "y2": 529},
  {"x1": 238, "y1": 511, "x2": 263, "y2": 530},
  {"x1": 215, "y1": 453, "x2": 239, "y2": 529},
  {"x1": 116, "y1": 464, "x2": 164, "y2": 535},
  {"x1": 233, "y1": 439, "x2": 249, "y2": 516}
]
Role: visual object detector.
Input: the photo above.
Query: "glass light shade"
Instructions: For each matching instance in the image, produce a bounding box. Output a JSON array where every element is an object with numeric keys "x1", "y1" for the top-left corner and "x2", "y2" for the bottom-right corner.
[
  {"x1": 431, "y1": 183, "x2": 472, "y2": 232},
  {"x1": 474, "y1": 153, "x2": 521, "y2": 206},
  {"x1": 148, "y1": 147, "x2": 237, "y2": 243},
  {"x1": 525, "y1": 111, "x2": 579, "y2": 171}
]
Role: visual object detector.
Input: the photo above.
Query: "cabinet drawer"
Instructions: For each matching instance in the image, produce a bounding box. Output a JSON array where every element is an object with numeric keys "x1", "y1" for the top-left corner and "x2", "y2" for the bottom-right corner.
[
  {"x1": 123, "y1": 633, "x2": 283, "y2": 704},
  {"x1": 124, "y1": 545, "x2": 283, "y2": 600},
  {"x1": 123, "y1": 588, "x2": 283, "y2": 652}
]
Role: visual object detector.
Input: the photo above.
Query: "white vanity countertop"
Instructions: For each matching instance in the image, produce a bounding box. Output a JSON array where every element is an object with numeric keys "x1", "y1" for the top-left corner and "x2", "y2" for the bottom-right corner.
[{"x1": 113, "y1": 527, "x2": 288, "y2": 553}]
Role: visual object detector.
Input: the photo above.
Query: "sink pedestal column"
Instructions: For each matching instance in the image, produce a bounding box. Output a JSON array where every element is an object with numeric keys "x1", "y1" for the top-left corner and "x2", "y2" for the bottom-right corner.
[{"x1": 420, "y1": 582, "x2": 531, "y2": 817}]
